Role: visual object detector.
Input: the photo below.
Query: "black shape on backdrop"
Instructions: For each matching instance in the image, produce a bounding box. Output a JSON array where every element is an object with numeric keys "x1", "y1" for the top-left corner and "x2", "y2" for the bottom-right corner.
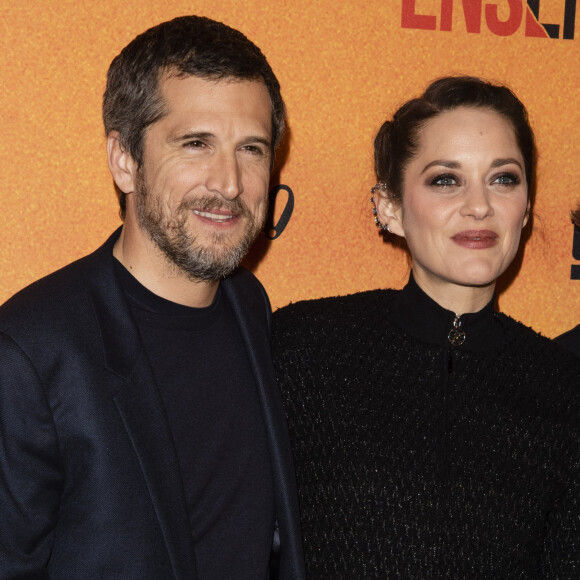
[
  {"x1": 265, "y1": 185, "x2": 294, "y2": 240},
  {"x1": 571, "y1": 224, "x2": 580, "y2": 279},
  {"x1": 528, "y1": 0, "x2": 576, "y2": 39}
]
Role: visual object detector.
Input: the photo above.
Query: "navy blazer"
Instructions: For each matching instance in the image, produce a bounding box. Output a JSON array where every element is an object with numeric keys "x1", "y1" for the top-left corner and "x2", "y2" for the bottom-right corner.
[{"x1": 0, "y1": 230, "x2": 305, "y2": 579}]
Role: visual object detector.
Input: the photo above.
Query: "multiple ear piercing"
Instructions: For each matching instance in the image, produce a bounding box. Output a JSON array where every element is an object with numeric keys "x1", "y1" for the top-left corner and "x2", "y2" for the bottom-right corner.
[{"x1": 370, "y1": 182, "x2": 390, "y2": 233}]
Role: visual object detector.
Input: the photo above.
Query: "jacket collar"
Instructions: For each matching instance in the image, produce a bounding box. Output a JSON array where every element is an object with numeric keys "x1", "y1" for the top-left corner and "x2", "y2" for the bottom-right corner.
[
  {"x1": 391, "y1": 273, "x2": 504, "y2": 352},
  {"x1": 85, "y1": 227, "x2": 198, "y2": 579},
  {"x1": 224, "y1": 272, "x2": 306, "y2": 578}
]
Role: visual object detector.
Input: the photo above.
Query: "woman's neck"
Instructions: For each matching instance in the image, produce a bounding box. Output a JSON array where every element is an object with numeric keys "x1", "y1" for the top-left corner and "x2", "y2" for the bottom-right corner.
[{"x1": 411, "y1": 270, "x2": 496, "y2": 315}]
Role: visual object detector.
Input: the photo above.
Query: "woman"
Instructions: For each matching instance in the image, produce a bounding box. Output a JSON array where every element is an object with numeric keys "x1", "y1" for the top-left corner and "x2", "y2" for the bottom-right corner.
[{"x1": 273, "y1": 77, "x2": 580, "y2": 578}]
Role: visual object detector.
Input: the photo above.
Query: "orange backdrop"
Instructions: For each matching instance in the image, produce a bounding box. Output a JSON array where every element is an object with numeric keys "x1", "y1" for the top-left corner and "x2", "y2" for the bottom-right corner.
[{"x1": 0, "y1": 0, "x2": 578, "y2": 337}]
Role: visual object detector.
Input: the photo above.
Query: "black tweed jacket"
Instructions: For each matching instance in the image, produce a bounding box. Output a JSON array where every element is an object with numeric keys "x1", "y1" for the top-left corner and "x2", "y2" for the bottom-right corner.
[{"x1": 273, "y1": 276, "x2": 580, "y2": 579}]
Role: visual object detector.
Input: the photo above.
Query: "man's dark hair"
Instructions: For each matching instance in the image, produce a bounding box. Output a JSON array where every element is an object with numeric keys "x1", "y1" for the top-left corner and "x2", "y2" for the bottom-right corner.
[{"x1": 103, "y1": 15, "x2": 286, "y2": 218}]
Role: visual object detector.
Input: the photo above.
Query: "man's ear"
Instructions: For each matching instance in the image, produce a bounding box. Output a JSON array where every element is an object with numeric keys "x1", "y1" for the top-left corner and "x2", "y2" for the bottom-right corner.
[
  {"x1": 107, "y1": 131, "x2": 137, "y2": 194},
  {"x1": 376, "y1": 191, "x2": 405, "y2": 237}
]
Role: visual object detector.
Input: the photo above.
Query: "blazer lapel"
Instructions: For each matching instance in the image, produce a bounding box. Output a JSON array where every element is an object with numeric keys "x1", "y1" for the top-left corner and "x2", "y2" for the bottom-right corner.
[
  {"x1": 113, "y1": 363, "x2": 198, "y2": 580},
  {"x1": 88, "y1": 230, "x2": 198, "y2": 580},
  {"x1": 223, "y1": 270, "x2": 306, "y2": 579}
]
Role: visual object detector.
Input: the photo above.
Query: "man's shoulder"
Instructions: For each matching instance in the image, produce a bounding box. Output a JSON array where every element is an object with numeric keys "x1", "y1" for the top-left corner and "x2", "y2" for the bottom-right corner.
[
  {"x1": 223, "y1": 266, "x2": 270, "y2": 309},
  {"x1": 4, "y1": 253, "x2": 94, "y2": 304},
  {"x1": 226, "y1": 265, "x2": 264, "y2": 291},
  {"x1": 0, "y1": 232, "x2": 115, "y2": 335}
]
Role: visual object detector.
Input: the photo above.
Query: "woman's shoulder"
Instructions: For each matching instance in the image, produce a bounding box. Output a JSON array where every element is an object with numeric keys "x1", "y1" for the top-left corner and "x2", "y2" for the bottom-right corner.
[
  {"x1": 273, "y1": 288, "x2": 397, "y2": 330},
  {"x1": 496, "y1": 312, "x2": 580, "y2": 413},
  {"x1": 554, "y1": 324, "x2": 580, "y2": 358},
  {"x1": 498, "y1": 312, "x2": 578, "y2": 364}
]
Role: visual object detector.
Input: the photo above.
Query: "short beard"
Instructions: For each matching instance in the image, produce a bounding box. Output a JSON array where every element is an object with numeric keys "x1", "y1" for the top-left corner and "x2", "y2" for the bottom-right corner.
[{"x1": 135, "y1": 173, "x2": 265, "y2": 282}]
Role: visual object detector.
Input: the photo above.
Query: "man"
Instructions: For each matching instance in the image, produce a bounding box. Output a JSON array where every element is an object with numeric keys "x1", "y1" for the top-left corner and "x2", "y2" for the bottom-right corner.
[{"x1": 0, "y1": 16, "x2": 304, "y2": 579}]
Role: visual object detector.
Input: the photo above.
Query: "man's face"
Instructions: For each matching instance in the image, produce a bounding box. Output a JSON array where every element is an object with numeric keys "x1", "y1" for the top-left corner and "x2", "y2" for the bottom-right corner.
[{"x1": 132, "y1": 74, "x2": 272, "y2": 281}]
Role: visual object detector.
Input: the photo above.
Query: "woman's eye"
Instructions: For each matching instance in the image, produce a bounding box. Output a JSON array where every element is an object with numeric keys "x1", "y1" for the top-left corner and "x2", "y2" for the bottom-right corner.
[
  {"x1": 431, "y1": 174, "x2": 457, "y2": 187},
  {"x1": 493, "y1": 172, "x2": 520, "y2": 186}
]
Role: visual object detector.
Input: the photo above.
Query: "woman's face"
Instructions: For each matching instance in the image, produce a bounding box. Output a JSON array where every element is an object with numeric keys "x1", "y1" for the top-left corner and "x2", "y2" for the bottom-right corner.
[{"x1": 384, "y1": 107, "x2": 529, "y2": 301}]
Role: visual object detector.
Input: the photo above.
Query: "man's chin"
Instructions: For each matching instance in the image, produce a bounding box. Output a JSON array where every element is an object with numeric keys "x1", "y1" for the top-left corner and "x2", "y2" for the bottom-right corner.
[
  {"x1": 148, "y1": 218, "x2": 263, "y2": 282},
  {"x1": 180, "y1": 261, "x2": 239, "y2": 282},
  {"x1": 172, "y1": 243, "x2": 251, "y2": 282}
]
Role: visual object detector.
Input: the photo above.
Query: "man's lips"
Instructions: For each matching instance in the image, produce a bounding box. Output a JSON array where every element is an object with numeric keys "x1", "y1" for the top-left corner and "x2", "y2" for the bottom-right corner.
[
  {"x1": 193, "y1": 209, "x2": 237, "y2": 223},
  {"x1": 451, "y1": 230, "x2": 498, "y2": 249}
]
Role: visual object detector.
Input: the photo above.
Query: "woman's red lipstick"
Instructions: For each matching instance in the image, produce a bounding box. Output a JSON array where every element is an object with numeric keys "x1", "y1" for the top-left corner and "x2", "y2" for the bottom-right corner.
[{"x1": 452, "y1": 230, "x2": 498, "y2": 249}]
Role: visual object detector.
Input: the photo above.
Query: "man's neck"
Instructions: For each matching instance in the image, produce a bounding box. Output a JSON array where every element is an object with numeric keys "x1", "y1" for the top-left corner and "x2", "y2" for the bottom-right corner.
[{"x1": 113, "y1": 225, "x2": 220, "y2": 308}]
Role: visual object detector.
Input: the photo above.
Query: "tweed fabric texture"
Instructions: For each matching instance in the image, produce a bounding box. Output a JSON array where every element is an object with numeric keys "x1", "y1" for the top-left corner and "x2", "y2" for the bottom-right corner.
[{"x1": 272, "y1": 282, "x2": 580, "y2": 579}]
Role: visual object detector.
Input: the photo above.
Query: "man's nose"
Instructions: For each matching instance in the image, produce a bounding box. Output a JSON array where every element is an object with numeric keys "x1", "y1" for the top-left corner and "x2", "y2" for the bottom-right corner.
[{"x1": 205, "y1": 151, "x2": 243, "y2": 200}]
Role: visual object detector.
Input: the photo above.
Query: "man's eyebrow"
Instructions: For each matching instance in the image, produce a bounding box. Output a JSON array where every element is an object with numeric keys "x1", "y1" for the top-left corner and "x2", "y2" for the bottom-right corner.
[
  {"x1": 172, "y1": 133, "x2": 272, "y2": 148},
  {"x1": 173, "y1": 132, "x2": 215, "y2": 142},
  {"x1": 240, "y1": 136, "x2": 272, "y2": 148}
]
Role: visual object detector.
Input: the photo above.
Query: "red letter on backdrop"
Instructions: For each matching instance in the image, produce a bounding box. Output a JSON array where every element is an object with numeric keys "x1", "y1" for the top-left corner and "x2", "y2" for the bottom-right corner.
[
  {"x1": 462, "y1": 0, "x2": 484, "y2": 32},
  {"x1": 485, "y1": 0, "x2": 523, "y2": 36},
  {"x1": 402, "y1": 0, "x2": 437, "y2": 29},
  {"x1": 441, "y1": 0, "x2": 484, "y2": 33},
  {"x1": 440, "y1": 0, "x2": 454, "y2": 31},
  {"x1": 524, "y1": 4, "x2": 549, "y2": 37}
]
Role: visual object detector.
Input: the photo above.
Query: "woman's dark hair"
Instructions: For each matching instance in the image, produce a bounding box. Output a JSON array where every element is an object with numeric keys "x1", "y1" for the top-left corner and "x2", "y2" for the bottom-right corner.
[
  {"x1": 103, "y1": 15, "x2": 286, "y2": 218},
  {"x1": 374, "y1": 76, "x2": 536, "y2": 205}
]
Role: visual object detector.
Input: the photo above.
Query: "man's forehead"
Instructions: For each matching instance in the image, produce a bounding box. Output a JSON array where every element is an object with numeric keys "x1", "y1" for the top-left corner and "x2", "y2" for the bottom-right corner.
[
  {"x1": 141, "y1": 73, "x2": 272, "y2": 148},
  {"x1": 155, "y1": 74, "x2": 271, "y2": 127},
  {"x1": 159, "y1": 70, "x2": 269, "y2": 100}
]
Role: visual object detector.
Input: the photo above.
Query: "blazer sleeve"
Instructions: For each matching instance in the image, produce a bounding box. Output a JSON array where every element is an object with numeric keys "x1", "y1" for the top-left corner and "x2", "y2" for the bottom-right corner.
[{"x1": 0, "y1": 331, "x2": 63, "y2": 578}]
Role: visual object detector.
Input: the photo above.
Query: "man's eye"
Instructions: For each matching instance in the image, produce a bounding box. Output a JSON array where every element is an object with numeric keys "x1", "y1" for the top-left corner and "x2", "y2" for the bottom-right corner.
[
  {"x1": 243, "y1": 145, "x2": 265, "y2": 155},
  {"x1": 185, "y1": 140, "x2": 206, "y2": 149}
]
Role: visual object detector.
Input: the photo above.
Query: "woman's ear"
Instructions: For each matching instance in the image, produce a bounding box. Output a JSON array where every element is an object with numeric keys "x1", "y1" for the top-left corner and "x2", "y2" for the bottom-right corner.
[
  {"x1": 376, "y1": 190, "x2": 405, "y2": 237},
  {"x1": 522, "y1": 200, "x2": 531, "y2": 228},
  {"x1": 107, "y1": 131, "x2": 137, "y2": 195}
]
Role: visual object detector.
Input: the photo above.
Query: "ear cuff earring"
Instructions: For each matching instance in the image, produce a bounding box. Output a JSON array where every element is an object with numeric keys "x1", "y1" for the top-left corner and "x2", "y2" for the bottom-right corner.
[{"x1": 370, "y1": 182, "x2": 390, "y2": 233}]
